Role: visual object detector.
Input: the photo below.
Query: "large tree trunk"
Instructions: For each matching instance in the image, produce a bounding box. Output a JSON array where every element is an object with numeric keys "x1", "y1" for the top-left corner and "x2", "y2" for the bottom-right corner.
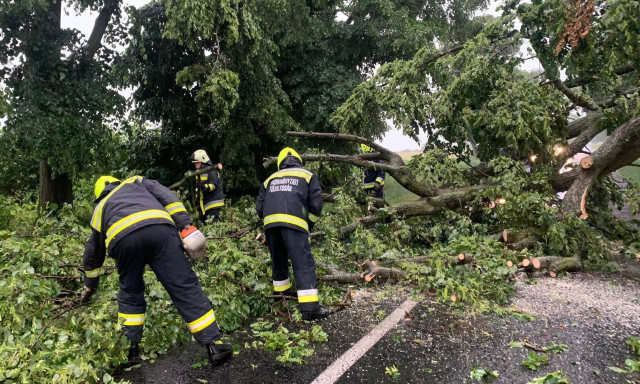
[
  {"x1": 38, "y1": 161, "x2": 73, "y2": 210},
  {"x1": 561, "y1": 116, "x2": 640, "y2": 216}
]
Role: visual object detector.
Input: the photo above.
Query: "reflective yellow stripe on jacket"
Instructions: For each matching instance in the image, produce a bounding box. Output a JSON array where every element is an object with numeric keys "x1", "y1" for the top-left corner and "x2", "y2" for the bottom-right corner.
[
  {"x1": 165, "y1": 202, "x2": 187, "y2": 215},
  {"x1": 90, "y1": 176, "x2": 143, "y2": 232},
  {"x1": 263, "y1": 169, "x2": 312, "y2": 188},
  {"x1": 204, "y1": 200, "x2": 224, "y2": 212},
  {"x1": 264, "y1": 214, "x2": 309, "y2": 231},
  {"x1": 361, "y1": 182, "x2": 375, "y2": 189},
  {"x1": 105, "y1": 209, "x2": 174, "y2": 247},
  {"x1": 85, "y1": 267, "x2": 103, "y2": 278}
]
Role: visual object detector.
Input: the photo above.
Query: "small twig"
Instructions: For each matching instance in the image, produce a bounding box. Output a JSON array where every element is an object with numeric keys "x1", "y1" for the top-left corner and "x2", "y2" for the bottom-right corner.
[
  {"x1": 522, "y1": 340, "x2": 547, "y2": 353},
  {"x1": 30, "y1": 304, "x2": 78, "y2": 350},
  {"x1": 207, "y1": 224, "x2": 259, "y2": 240}
]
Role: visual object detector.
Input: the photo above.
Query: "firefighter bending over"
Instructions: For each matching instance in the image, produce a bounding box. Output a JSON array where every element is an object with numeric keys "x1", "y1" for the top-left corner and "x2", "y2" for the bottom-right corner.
[{"x1": 80, "y1": 175, "x2": 232, "y2": 365}]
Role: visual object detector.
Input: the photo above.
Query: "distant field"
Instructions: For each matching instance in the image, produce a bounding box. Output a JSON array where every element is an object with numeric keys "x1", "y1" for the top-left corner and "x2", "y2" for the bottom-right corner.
[
  {"x1": 619, "y1": 161, "x2": 640, "y2": 184},
  {"x1": 397, "y1": 151, "x2": 422, "y2": 162},
  {"x1": 384, "y1": 151, "x2": 421, "y2": 205}
]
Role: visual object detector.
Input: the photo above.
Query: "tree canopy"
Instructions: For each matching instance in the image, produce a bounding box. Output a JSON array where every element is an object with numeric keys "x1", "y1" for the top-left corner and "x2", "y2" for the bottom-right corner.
[{"x1": 123, "y1": 0, "x2": 490, "y2": 193}]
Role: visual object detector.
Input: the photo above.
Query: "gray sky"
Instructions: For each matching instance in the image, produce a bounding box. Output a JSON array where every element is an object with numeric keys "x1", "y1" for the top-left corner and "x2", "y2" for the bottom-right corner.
[{"x1": 62, "y1": 0, "x2": 540, "y2": 152}]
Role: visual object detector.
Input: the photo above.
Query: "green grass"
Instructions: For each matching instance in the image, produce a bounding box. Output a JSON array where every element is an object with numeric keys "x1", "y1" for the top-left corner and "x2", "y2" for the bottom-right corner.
[
  {"x1": 384, "y1": 176, "x2": 419, "y2": 205},
  {"x1": 384, "y1": 151, "x2": 422, "y2": 205},
  {"x1": 619, "y1": 161, "x2": 640, "y2": 184}
]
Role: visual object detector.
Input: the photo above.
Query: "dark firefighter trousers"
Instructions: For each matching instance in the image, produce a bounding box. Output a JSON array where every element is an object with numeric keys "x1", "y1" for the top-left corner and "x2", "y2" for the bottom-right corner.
[
  {"x1": 367, "y1": 186, "x2": 384, "y2": 199},
  {"x1": 110, "y1": 224, "x2": 221, "y2": 344},
  {"x1": 265, "y1": 227, "x2": 319, "y2": 311},
  {"x1": 202, "y1": 208, "x2": 220, "y2": 223}
]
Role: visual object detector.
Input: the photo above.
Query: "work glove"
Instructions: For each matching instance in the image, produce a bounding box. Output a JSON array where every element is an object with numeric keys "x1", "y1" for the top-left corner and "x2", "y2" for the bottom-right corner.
[
  {"x1": 80, "y1": 286, "x2": 94, "y2": 305},
  {"x1": 373, "y1": 182, "x2": 382, "y2": 191}
]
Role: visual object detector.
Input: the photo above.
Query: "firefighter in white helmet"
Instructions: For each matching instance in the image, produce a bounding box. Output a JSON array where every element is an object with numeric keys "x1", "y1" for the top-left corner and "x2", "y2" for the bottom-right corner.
[{"x1": 191, "y1": 149, "x2": 224, "y2": 223}]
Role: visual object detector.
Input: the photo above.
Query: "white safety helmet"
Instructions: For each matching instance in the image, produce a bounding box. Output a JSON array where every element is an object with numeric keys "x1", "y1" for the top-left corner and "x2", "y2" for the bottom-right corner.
[{"x1": 191, "y1": 149, "x2": 210, "y2": 164}]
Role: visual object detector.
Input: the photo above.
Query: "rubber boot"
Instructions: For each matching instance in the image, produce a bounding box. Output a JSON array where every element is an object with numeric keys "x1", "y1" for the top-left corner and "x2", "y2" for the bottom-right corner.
[
  {"x1": 301, "y1": 305, "x2": 330, "y2": 321},
  {"x1": 127, "y1": 341, "x2": 142, "y2": 365},
  {"x1": 206, "y1": 340, "x2": 233, "y2": 365}
]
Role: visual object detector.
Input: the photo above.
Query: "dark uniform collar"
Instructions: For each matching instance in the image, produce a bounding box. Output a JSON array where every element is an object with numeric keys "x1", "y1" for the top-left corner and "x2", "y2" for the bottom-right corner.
[
  {"x1": 95, "y1": 182, "x2": 120, "y2": 203},
  {"x1": 279, "y1": 156, "x2": 303, "y2": 170}
]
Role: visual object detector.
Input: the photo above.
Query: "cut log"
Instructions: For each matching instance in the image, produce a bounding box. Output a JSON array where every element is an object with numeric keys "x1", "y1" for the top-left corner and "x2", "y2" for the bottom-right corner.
[
  {"x1": 580, "y1": 156, "x2": 594, "y2": 169},
  {"x1": 548, "y1": 256, "x2": 582, "y2": 274},
  {"x1": 533, "y1": 256, "x2": 578, "y2": 270},
  {"x1": 361, "y1": 260, "x2": 405, "y2": 280},
  {"x1": 507, "y1": 260, "x2": 514, "y2": 267},
  {"x1": 531, "y1": 257, "x2": 541, "y2": 269},
  {"x1": 450, "y1": 295, "x2": 457, "y2": 302},
  {"x1": 502, "y1": 229, "x2": 538, "y2": 244},
  {"x1": 317, "y1": 260, "x2": 405, "y2": 283},
  {"x1": 507, "y1": 236, "x2": 540, "y2": 251},
  {"x1": 516, "y1": 256, "x2": 582, "y2": 276},
  {"x1": 451, "y1": 253, "x2": 473, "y2": 266}
]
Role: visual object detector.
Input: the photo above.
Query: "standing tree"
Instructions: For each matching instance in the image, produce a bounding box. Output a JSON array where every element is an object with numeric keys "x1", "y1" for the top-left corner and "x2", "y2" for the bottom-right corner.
[
  {"x1": 124, "y1": 0, "x2": 491, "y2": 193},
  {"x1": 0, "y1": 0, "x2": 126, "y2": 207}
]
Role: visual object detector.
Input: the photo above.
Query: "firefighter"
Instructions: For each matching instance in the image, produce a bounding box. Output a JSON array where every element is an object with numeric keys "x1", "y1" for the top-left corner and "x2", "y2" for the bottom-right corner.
[
  {"x1": 191, "y1": 149, "x2": 224, "y2": 223},
  {"x1": 80, "y1": 175, "x2": 232, "y2": 365},
  {"x1": 360, "y1": 144, "x2": 385, "y2": 199},
  {"x1": 256, "y1": 147, "x2": 329, "y2": 320}
]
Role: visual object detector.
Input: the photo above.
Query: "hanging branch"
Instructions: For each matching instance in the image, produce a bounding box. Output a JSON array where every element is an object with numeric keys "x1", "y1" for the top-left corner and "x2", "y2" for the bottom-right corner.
[{"x1": 169, "y1": 165, "x2": 217, "y2": 190}]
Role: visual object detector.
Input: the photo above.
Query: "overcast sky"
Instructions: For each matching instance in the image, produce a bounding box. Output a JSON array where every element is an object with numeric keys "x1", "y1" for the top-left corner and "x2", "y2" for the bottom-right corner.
[{"x1": 62, "y1": 0, "x2": 540, "y2": 152}]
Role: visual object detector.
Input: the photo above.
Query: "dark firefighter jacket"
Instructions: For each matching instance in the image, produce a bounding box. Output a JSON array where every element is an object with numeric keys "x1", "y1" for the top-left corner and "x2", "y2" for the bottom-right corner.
[
  {"x1": 196, "y1": 163, "x2": 224, "y2": 214},
  {"x1": 362, "y1": 160, "x2": 386, "y2": 190},
  {"x1": 256, "y1": 156, "x2": 323, "y2": 233},
  {"x1": 83, "y1": 176, "x2": 191, "y2": 287}
]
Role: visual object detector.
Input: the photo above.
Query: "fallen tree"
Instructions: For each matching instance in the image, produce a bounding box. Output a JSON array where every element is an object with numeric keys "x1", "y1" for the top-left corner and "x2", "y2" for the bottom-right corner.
[
  {"x1": 318, "y1": 260, "x2": 405, "y2": 283},
  {"x1": 260, "y1": 11, "x2": 640, "y2": 270}
]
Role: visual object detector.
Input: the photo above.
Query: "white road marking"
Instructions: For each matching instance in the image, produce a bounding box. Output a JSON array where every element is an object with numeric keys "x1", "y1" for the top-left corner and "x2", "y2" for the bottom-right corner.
[{"x1": 311, "y1": 299, "x2": 418, "y2": 384}]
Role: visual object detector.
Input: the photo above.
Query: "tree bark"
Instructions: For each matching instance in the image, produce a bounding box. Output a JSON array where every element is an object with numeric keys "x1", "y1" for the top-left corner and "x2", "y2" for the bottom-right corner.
[
  {"x1": 38, "y1": 161, "x2": 73, "y2": 210},
  {"x1": 562, "y1": 116, "x2": 640, "y2": 215},
  {"x1": 507, "y1": 236, "x2": 540, "y2": 251},
  {"x1": 267, "y1": 152, "x2": 439, "y2": 197},
  {"x1": 80, "y1": 0, "x2": 121, "y2": 69},
  {"x1": 338, "y1": 185, "x2": 485, "y2": 236},
  {"x1": 37, "y1": 1, "x2": 121, "y2": 208},
  {"x1": 37, "y1": 3, "x2": 74, "y2": 210}
]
